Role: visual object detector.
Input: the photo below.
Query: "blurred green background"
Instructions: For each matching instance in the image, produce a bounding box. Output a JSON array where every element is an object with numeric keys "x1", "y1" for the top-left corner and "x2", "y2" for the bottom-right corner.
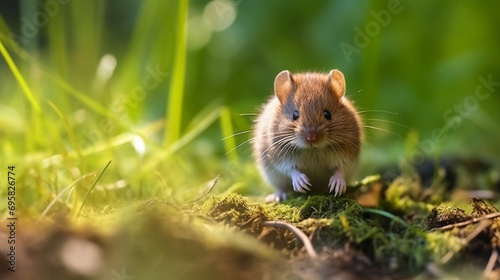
[{"x1": 1, "y1": 0, "x2": 499, "y2": 213}]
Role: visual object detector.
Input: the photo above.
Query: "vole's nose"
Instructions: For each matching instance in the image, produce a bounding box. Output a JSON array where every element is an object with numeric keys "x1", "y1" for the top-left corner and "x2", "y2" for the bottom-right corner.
[{"x1": 306, "y1": 128, "x2": 318, "y2": 142}]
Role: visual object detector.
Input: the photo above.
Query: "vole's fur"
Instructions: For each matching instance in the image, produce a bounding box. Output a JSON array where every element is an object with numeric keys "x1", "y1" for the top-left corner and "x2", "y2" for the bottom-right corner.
[{"x1": 252, "y1": 70, "x2": 362, "y2": 202}]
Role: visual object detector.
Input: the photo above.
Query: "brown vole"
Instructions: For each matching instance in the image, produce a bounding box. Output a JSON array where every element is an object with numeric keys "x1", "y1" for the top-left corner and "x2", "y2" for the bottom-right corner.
[{"x1": 252, "y1": 70, "x2": 362, "y2": 202}]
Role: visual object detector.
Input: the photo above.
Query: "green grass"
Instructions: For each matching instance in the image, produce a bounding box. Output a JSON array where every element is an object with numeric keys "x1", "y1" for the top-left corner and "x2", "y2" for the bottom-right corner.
[
  {"x1": 0, "y1": 40, "x2": 40, "y2": 112},
  {"x1": 164, "y1": 0, "x2": 189, "y2": 147},
  {"x1": 0, "y1": 0, "x2": 235, "y2": 219}
]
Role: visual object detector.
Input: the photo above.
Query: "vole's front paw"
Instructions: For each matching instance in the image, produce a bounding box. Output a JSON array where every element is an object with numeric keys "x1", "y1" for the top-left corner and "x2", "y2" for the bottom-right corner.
[
  {"x1": 328, "y1": 171, "x2": 346, "y2": 196},
  {"x1": 291, "y1": 171, "x2": 311, "y2": 193},
  {"x1": 266, "y1": 191, "x2": 287, "y2": 203}
]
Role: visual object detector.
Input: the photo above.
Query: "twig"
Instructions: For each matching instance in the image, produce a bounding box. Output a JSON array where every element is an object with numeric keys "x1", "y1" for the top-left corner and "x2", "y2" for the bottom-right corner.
[
  {"x1": 189, "y1": 175, "x2": 219, "y2": 203},
  {"x1": 422, "y1": 263, "x2": 444, "y2": 279},
  {"x1": 431, "y1": 212, "x2": 500, "y2": 231},
  {"x1": 440, "y1": 219, "x2": 492, "y2": 264},
  {"x1": 419, "y1": 263, "x2": 458, "y2": 280},
  {"x1": 263, "y1": 220, "x2": 318, "y2": 259},
  {"x1": 484, "y1": 248, "x2": 499, "y2": 277}
]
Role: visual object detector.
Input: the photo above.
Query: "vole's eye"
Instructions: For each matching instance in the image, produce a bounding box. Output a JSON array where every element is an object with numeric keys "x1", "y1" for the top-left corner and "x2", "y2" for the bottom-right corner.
[
  {"x1": 324, "y1": 110, "x2": 331, "y2": 120},
  {"x1": 292, "y1": 110, "x2": 299, "y2": 121}
]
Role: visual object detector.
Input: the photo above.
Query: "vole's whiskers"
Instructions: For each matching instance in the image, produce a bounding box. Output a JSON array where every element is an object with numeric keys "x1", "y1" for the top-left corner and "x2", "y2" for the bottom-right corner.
[
  {"x1": 356, "y1": 109, "x2": 399, "y2": 115},
  {"x1": 259, "y1": 133, "x2": 295, "y2": 161},
  {"x1": 363, "y1": 118, "x2": 412, "y2": 130},
  {"x1": 275, "y1": 136, "x2": 296, "y2": 159},
  {"x1": 240, "y1": 113, "x2": 258, "y2": 117},
  {"x1": 266, "y1": 135, "x2": 294, "y2": 158},
  {"x1": 328, "y1": 134, "x2": 360, "y2": 151},
  {"x1": 223, "y1": 138, "x2": 254, "y2": 156},
  {"x1": 221, "y1": 130, "x2": 253, "y2": 141},
  {"x1": 222, "y1": 130, "x2": 292, "y2": 157},
  {"x1": 327, "y1": 141, "x2": 342, "y2": 152},
  {"x1": 364, "y1": 125, "x2": 403, "y2": 139},
  {"x1": 361, "y1": 134, "x2": 382, "y2": 148}
]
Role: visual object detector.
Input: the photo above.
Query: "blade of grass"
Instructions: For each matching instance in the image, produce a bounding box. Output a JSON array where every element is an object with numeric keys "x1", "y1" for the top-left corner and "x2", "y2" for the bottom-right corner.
[
  {"x1": 69, "y1": 0, "x2": 105, "y2": 93},
  {"x1": 164, "y1": 0, "x2": 189, "y2": 147},
  {"x1": 37, "y1": 120, "x2": 164, "y2": 169},
  {"x1": 0, "y1": 13, "x2": 13, "y2": 35},
  {"x1": 0, "y1": 40, "x2": 41, "y2": 112},
  {"x1": 43, "y1": 69, "x2": 125, "y2": 125},
  {"x1": 47, "y1": 10, "x2": 68, "y2": 78},
  {"x1": 47, "y1": 7, "x2": 71, "y2": 112},
  {"x1": 184, "y1": 100, "x2": 221, "y2": 131},
  {"x1": 37, "y1": 173, "x2": 95, "y2": 224},
  {"x1": 363, "y1": 208, "x2": 410, "y2": 228},
  {"x1": 220, "y1": 107, "x2": 239, "y2": 162},
  {"x1": 0, "y1": 33, "x2": 128, "y2": 128},
  {"x1": 142, "y1": 105, "x2": 222, "y2": 174},
  {"x1": 78, "y1": 133, "x2": 144, "y2": 158},
  {"x1": 166, "y1": 105, "x2": 221, "y2": 156},
  {"x1": 20, "y1": 0, "x2": 37, "y2": 54},
  {"x1": 115, "y1": 1, "x2": 159, "y2": 89},
  {"x1": 48, "y1": 101, "x2": 83, "y2": 158},
  {"x1": 76, "y1": 160, "x2": 112, "y2": 219}
]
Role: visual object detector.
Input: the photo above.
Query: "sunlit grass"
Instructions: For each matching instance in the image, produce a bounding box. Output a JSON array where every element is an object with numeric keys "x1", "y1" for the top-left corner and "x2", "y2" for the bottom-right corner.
[
  {"x1": 76, "y1": 160, "x2": 112, "y2": 219},
  {"x1": 0, "y1": 40, "x2": 40, "y2": 112},
  {"x1": 164, "y1": 0, "x2": 189, "y2": 147},
  {"x1": 219, "y1": 106, "x2": 239, "y2": 163},
  {"x1": 0, "y1": 1, "x2": 236, "y2": 221}
]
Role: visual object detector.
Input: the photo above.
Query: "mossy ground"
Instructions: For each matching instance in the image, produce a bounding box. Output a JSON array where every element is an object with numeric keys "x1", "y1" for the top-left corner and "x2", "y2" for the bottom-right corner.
[{"x1": 4, "y1": 171, "x2": 500, "y2": 280}]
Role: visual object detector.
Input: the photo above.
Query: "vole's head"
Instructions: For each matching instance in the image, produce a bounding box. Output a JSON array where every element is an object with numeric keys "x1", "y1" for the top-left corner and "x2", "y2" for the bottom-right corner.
[{"x1": 274, "y1": 70, "x2": 361, "y2": 151}]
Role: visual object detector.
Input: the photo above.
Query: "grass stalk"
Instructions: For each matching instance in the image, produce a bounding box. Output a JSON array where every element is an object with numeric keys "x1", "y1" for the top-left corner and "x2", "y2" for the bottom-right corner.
[
  {"x1": 142, "y1": 105, "x2": 222, "y2": 174},
  {"x1": 48, "y1": 101, "x2": 83, "y2": 158},
  {"x1": 76, "y1": 160, "x2": 112, "y2": 219},
  {"x1": 37, "y1": 174, "x2": 95, "y2": 224},
  {"x1": 363, "y1": 208, "x2": 410, "y2": 228},
  {"x1": 220, "y1": 107, "x2": 239, "y2": 162},
  {"x1": 163, "y1": 0, "x2": 189, "y2": 147},
  {"x1": 0, "y1": 40, "x2": 41, "y2": 113}
]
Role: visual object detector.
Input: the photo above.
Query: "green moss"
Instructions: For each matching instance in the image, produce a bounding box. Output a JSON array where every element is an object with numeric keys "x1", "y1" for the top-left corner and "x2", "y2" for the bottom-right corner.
[
  {"x1": 201, "y1": 193, "x2": 266, "y2": 234},
  {"x1": 425, "y1": 205, "x2": 470, "y2": 229},
  {"x1": 298, "y1": 196, "x2": 359, "y2": 219},
  {"x1": 372, "y1": 226, "x2": 429, "y2": 271},
  {"x1": 426, "y1": 231, "x2": 464, "y2": 262},
  {"x1": 385, "y1": 177, "x2": 435, "y2": 216},
  {"x1": 196, "y1": 191, "x2": 497, "y2": 277},
  {"x1": 265, "y1": 202, "x2": 302, "y2": 223}
]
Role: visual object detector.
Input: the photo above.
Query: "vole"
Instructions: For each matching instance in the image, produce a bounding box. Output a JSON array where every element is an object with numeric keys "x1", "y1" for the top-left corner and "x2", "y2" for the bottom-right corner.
[{"x1": 252, "y1": 70, "x2": 362, "y2": 202}]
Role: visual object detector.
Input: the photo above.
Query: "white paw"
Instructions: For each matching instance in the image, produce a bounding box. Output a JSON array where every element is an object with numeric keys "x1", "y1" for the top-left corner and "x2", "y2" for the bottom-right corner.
[
  {"x1": 291, "y1": 171, "x2": 311, "y2": 193},
  {"x1": 328, "y1": 173, "x2": 346, "y2": 196},
  {"x1": 266, "y1": 191, "x2": 287, "y2": 203}
]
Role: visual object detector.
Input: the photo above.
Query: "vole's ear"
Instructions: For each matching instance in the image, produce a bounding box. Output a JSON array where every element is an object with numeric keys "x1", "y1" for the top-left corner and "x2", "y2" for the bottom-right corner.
[
  {"x1": 328, "y1": 69, "x2": 346, "y2": 98},
  {"x1": 274, "y1": 70, "x2": 295, "y2": 104}
]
